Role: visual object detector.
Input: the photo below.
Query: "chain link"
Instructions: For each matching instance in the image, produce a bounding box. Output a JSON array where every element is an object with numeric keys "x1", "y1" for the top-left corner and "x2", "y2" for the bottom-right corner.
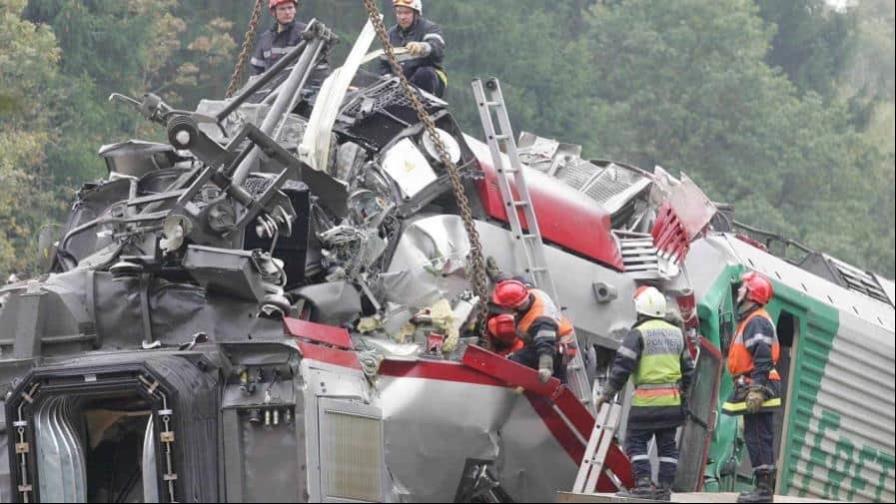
[
  {"x1": 226, "y1": 0, "x2": 266, "y2": 98},
  {"x1": 361, "y1": 0, "x2": 491, "y2": 330}
]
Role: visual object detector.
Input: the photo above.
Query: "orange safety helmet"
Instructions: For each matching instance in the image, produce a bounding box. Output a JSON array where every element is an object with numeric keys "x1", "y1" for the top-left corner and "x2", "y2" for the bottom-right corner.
[
  {"x1": 487, "y1": 313, "x2": 517, "y2": 345},
  {"x1": 491, "y1": 280, "x2": 530, "y2": 310},
  {"x1": 740, "y1": 271, "x2": 773, "y2": 305},
  {"x1": 393, "y1": 0, "x2": 422, "y2": 14},
  {"x1": 269, "y1": 0, "x2": 297, "y2": 9}
]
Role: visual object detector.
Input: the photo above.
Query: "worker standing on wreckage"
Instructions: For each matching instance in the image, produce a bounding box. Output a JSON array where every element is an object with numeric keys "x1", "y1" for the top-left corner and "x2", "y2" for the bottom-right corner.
[
  {"x1": 723, "y1": 271, "x2": 782, "y2": 504},
  {"x1": 489, "y1": 279, "x2": 575, "y2": 383},
  {"x1": 250, "y1": 0, "x2": 329, "y2": 79},
  {"x1": 380, "y1": 0, "x2": 448, "y2": 97},
  {"x1": 595, "y1": 286, "x2": 695, "y2": 501}
]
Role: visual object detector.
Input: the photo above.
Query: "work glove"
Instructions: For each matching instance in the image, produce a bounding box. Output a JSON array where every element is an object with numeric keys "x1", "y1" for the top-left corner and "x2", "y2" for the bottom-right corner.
[
  {"x1": 405, "y1": 41, "x2": 431, "y2": 57},
  {"x1": 745, "y1": 385, "x2": 766, "y2": 414},
  {"x1": 537, "y1": 354, "x2": 553, "y2": 383},
  {"x1": 595, "y1": 386, "x2": 616, "y2": 412}
]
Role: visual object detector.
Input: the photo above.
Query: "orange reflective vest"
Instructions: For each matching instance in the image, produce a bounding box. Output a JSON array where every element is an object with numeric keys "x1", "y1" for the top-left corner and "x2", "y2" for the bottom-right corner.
[
  {"x1": 727, "y1": 308, "x2": 780, "y2": 381},
  {"x1": 516, "y1": 289, "x2": 574, "y2": 343}
]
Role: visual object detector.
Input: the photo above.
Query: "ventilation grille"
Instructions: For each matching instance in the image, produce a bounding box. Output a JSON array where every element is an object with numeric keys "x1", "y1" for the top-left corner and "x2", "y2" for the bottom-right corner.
[
  {"x1": 341, "y1": 78, "x2": 437, "y2": 120},
  {"x1": 615, "y1": 231, "x2": 661, "y2": 279},
  {"x1": 827, "y1": 256, "x2": 892, "y2": 306},
  {"x1": 322, "y1": 409, "x2": 382, "y2": 501}
]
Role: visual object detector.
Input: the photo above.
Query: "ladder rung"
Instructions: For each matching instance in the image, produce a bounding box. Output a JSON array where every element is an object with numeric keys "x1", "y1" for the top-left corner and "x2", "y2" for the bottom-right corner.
[
  {"x1": 521, "y1": 234, "x2": 541, "y2": 240},
  {"x1": 484, "y1": 101, "x2": 501, "y2": 107},
  {"x1": 529, "y1": 267, "x2": 549, "y2": 273},
  {"x1": 511, "y1": 201, "x2": 530, "y2": 208},
  {"x1": 492, "y1": 134, "x2": 510, "y2": 141}
]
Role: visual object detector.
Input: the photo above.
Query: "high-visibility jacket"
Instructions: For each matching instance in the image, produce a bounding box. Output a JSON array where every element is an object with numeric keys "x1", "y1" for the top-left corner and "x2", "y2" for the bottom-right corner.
[
  {"x1": 516, "y1": 289, "x2": 573, "y2": 358},
  {"x1": 727, "y1": 308, "x2": 780, "y2": 382},
  {"x1": 723, "y1": 308, "x2": 782, "y2": 415},
  {"x1": 606, "y1": 318, "x2": 695, "y2": 430}
]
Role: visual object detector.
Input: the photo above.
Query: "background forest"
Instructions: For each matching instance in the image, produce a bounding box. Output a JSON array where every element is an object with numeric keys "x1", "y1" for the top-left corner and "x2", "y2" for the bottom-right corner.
[{"x1": 1, "y1": 0, "x2": 893, "y2": 277}]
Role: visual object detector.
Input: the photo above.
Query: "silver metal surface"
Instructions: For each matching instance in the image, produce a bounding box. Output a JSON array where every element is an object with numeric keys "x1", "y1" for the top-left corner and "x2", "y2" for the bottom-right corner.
[
  {"x1": 381, "y1": 215, "x2": 472, "y2": 308},
  {"x1": 142, "y1": 418, "x2": 159, "y2": 503},
  {"x1": 380, "y1": 138, "x2": 439, "y2": 199}
]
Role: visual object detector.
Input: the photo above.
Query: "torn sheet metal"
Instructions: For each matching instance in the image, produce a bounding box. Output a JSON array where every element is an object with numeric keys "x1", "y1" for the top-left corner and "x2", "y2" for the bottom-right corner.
[
  {"x1": 379, "y1": 215, "x2": 472, "y2": 308},
  {"x1": 375, "y1": 360, "x2": 580, "y2": 503}
]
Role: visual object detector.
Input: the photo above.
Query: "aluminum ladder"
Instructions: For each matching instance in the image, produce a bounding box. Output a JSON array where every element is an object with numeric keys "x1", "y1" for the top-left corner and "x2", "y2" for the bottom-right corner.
[
  {"x1": 572, "y1": 401, "x2": 624, "y2": 494},
  {"x1": 471, "y1": 77, "x2": 593, "y2": 409}
]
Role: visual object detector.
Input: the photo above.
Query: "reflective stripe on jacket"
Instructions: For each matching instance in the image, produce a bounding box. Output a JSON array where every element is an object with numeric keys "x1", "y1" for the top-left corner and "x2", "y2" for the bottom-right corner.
[
  {"x1": 727, "y1": 308, "x2": 780, "y2": 382},
  {"x1": 632, "y1": 319, "x2": 686, "y2": 407}
]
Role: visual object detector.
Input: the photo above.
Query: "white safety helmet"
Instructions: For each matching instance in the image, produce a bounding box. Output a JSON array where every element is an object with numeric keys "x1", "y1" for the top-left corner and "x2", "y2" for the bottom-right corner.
[
  {"x1": 393, "y1": 0, "x2": 422, "y2": 14},
  {"x1": 634, "y1": 286, "x2": 667, "y2": 318}
]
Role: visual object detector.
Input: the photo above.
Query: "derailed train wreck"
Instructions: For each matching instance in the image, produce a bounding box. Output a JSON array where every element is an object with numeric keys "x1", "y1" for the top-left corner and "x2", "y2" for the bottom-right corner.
[{"x1": 0, "y1": 19, "x2": 893, "y2": 503}]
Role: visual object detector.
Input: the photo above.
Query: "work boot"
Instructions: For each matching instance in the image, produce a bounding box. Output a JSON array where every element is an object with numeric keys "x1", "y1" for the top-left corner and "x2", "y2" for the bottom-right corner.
[
  {"x1": 617, "y1": 476, "x2": 655, "y2": 499},
  {"x1": 737, "y1": 471, "x2": 774, "y2": 503},
  {"x1": 653, "y1": 482, "x2": 672, "y2": 501}
]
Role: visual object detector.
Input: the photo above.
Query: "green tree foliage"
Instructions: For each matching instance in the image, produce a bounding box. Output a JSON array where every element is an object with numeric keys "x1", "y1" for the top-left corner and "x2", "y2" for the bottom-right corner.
[
  {"x1": 2, "y1": 0, "x2": 893, "y2": 278},
  {"x1": 756, "y1": 0, "x2": 857, "y2": 99},
  {"x1": 0, "y1": 0, "x2": 63, "y2": 275}
]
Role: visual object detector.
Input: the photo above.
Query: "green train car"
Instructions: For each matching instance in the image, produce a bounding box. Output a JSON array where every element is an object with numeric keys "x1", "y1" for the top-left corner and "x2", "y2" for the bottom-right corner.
[{"x1": 680, "y1": 233, "x2": 895, "y2": 502}]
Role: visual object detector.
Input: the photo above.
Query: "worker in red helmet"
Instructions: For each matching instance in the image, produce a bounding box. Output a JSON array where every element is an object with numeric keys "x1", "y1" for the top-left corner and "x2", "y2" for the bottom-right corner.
[
  {"x1": 486, "y1": 313, "x2": 524, "y2": 356},
  {"x1": 490, "y1": 279, "x2": 573, "y2": 383},
  {"x1": 379, "y1": 0, "x2": 447, "y2": 97},
  {"x1": 250, "y1": 0, "x2": 329, "y2": 79},
  {"x1": 723, "y1": 271, "x2": 781, "y2": 503}
]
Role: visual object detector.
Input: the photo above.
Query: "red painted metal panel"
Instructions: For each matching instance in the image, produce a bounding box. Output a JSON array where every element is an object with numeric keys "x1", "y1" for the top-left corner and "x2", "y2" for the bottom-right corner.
[
  {"x1": 553, "y1": 386, "x2": 595, "y2": 440},
  {"x1": 296, "y1": 341, "x2": 361, "y2": 370},
  {"x1": 461, "y1": 345, "x2": 562, "y2": 397},
  {"x1": 284, "y1": 317, "x2": 353, "y2": 349},
  {"x1": 378, "y1": 359, "x2": 504, "y2": 387},
  {"x1": 525, "y1": 392, "x2": 586, "y2": 463},
  {"x1": 474, "y1": 158, "x2": 625, "y2": 271}
]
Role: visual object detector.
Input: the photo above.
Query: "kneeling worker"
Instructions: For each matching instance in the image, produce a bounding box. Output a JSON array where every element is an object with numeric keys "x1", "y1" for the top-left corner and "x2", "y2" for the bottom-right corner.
[
  {"x1": 380, "y1": 0, "x2": 447, "y2": 97},
  {"x1": 490, "y1": 279, "x2": 574, "y2": 383}
]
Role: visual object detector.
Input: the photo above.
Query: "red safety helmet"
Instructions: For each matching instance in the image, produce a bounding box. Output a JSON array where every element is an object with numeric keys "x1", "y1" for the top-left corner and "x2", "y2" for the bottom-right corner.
[
  {"x1": 487, "y1": 313, "x2": 517, "y2": 345},
  {"x1": 740, "y1": 271, "x2": 773, "y2": 305},
  {"x1": 491, "y1": 280, "x2": 530, "y2": 310},
  {"x1": 269, "y1": 0, "x2": 297, "y2": 9}
]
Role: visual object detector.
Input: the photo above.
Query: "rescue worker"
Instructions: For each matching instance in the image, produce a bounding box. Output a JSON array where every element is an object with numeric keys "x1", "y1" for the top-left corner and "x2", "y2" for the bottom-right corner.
[
  {"x1": 486, "y1": 313, "x2": 524, "y2": 356},
  {"x1": 490, "y1": 279, "x2": 573, "y2": 383},
  {"x1": 250, "y1": 0, "x2": 328, "y2": 79},
  {"x1": 595, "y1": 286, "x2": 694, "y2": 501},
  {"x1": 379, "y1": 0, "x2": 447, "y2": 97},
  {"x1": 722, "y1": 271, "x2": 781, "y2": 503}
]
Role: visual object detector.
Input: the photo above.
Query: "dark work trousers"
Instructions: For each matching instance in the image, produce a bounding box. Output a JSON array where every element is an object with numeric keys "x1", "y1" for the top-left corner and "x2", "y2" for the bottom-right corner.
[
  {"x1": 625, "y1": 427, "x2": 679, "y2": 484},
  {"x1": 744, "y1": 411, "x2": 775, "y2": 472},
  {"x1": 407, "y1": 66, "x2": 445, "y2": 97},
  {"x1": 508, "y1": 346, "x2": 566, "y2": 383}
]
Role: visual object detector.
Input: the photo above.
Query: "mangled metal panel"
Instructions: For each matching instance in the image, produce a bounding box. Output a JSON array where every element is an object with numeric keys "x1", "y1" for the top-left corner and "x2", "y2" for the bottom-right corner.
[
  {"x1": 380, "y1": 214, "x2": 473, "y2": 309},
  {"x1": 467, "y1": 134, "x2": 625, "y2": 271}
]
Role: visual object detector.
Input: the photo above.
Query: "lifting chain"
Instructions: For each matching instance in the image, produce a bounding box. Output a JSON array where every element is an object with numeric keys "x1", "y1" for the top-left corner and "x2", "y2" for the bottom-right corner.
[
  {"x1": 362, "y1": 0, "x2": 491, "y2": 331},
  {"x1": 226, "y1": 0, "x2": 265, "y2": 98}
]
